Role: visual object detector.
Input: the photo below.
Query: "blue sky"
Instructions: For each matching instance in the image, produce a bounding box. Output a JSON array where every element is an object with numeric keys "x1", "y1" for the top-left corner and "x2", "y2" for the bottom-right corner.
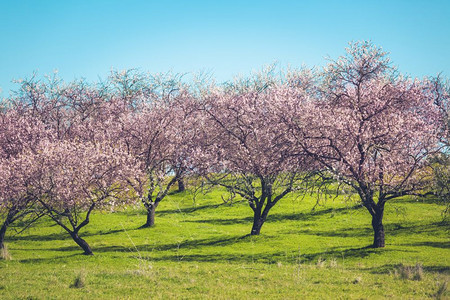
[{"x1": 1, "y1": 0, "x2": 449, "y2": 96}]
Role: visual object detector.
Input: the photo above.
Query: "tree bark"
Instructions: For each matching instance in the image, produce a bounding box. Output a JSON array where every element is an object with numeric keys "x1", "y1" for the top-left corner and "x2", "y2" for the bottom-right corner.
[
  {"x1": 0, "y1": 211, "x2": 15, "y2": 250},
  {"x1": 250, "y1": 204, "x2": 271, "y2": 235},
  {"x1": 70, "y1": 232, "x2": 93, "y2": 255},
  {"x1": 359, "y1": 189, "x2": 386, "y2": 248},
  {"x1": 371, "y1": 213, "x2": 385, "y2": 248},
  {"x1": 141, "y1": 202, "x2": 158, "y2": 228},
  {"x1": 177, "y1": 178, "x2": 185, "y2": 192},
  {"x1": 0, "y1": 220, "x2": 7, "y2": 250},
  {"x1": 250, "y1": 216, "x2": 265, "y2": 235}
]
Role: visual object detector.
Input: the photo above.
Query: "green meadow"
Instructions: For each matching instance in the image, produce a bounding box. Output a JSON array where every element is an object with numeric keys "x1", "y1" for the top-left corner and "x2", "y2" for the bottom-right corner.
[{"x1": 1, "y1": 188, "x2": 449, "y2": 299}]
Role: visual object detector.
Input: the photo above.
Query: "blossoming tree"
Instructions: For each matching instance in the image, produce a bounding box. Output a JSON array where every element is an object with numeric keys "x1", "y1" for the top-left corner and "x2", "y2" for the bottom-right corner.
[
  {"x1": 289, "y1": 42, "x2": 446, "y2": 247},
  {"x1": 26, "y1": 141, "x2": 142, "y2": 255},
  {"x1": 120, "y1": 94, "x2": 195, "y2": 227},
  {"x1": 0, "y1": 106, "x2": 50, "y2": 249},
  {"x1": 2, "y1": 78, "x2": 144, "y2": 254},
  {"x1": 196, "y1": 73, "x2": 313, "y2": 235}
]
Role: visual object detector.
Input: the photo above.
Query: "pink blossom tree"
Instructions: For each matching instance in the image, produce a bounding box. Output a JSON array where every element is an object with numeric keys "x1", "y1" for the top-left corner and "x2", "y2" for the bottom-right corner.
[
  {"x1": 104, "y1": 69, "x2": 203, "y2": 228},
  {"x1": 120, "y1": 93, "x2": 195, "y2": 228},
  {"x1": 3, "y1": 77, "x2": 144, "y2": 254},
  {"x1": 289, "y1": 42, "x2": 446, "y2": 247},
  {"x1": 11, "y1": 73, "x2": 127, "y2": 145},
  {"x1": 195, "y1": 73, "x2": 313, "y2": 235},
  {"x1": 1, "y1": 76, "x2": 66, "y2": 249},
  {"x1": 0, "y1": 106, "x2": 50, "y2": 249},
  {"x1": 107, "y1": 69, "x2": 193, "y2": 193},
  {"x1": 25, "y1": 141, "x2": 142, "y2": 255},
  {"x1": 10, "y1": 72, "x2": 192, "y2": 230},
  {"x1": 0, "y1": 156, "x2": 37, "y2": 250}
]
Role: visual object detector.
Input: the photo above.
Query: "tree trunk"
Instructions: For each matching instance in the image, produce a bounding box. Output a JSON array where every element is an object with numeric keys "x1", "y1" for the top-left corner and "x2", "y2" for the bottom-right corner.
[
  {"x1": 371, "y1": 213, "x2": 385, "y2": 248},
  {"x1": 250, "y1": 216, "x2": 265, "y2": 235},
  {"x1": 250, "y1": 205, "x2": 269, "y2": 235},
  {"x1": 249, "y1": 196, "x2": 275, "y2": 235},
  {"x1": 0, "y1": 211, "x2": 14, "y2": 250},
  {"x1": 70, "y1": 232, "x2": 93, "y2": 255},
  {"x1": 360, "y1": 189, "x2": 386, "y2": 248},
  {"x1": 0, "y1": 220, "x2": 7, "y2": 250},
  {"x1": 177, "y1": 178, "x2": 185, "y2": 192},
  {"x1": 141, "y1": 203, "x2": 158, "y2": 228}
]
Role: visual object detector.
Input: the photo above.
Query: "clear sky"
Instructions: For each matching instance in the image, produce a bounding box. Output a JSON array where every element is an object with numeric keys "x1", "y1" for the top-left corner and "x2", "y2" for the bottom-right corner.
[{"x1": 1, "y1": 0, "x2": 449, "y2": 97}]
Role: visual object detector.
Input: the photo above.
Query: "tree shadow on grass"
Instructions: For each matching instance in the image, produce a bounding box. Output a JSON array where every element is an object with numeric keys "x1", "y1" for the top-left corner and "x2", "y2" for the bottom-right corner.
[
  {"x1": 398, "y1": 241, "x2": 450, "y2": 249},
  {"x1": 42, "y1": 235, "x2": 252, "y2": 253},
  {"x1": 158, "y1": 201, "x2": 247, "y2": 216},
  {"x1": 282, "y1": 221, "x2": 447, "y2": 239},
  {"x1": 184, "y1": 205, "x2": 363, "y2": 226},
  {"x1": 139, "y1": 245, "x2": 398, "y2": 264},
  {"x1": 387, "y1": 222, "x2": 448, "y2": 236},
  {"x1": 294, "y1": 227, "x2": 373, "y2": 238},
  {"x1": 14, "y1": 233, "x2": 415, "y2": 266},
  {"x1": 186, "y1": 216, "x2": 253, "y2": 225},
  {"x1": 299, "y1": 245, "x2": 413, "y2": 263},
  {"x1": 13, "y1": 244, "x2": 411, "y2": 266},
  {"x1": 17, "y1": 253, "x2": 81, "y2": 264},
  {"x1": 112, "y1": 201, "x2": 245, "y2": 218},
  {"x1": 6, "y1": 228, "x2": 129, "y2": 242},
  {"x1": 6, "y1": 232, "x2": 70, "y2": 242},
  {"x1": 10, "y1": 219, "x2": 444, "y2": 259},
  {"x1": 12, "y1": 235, "x2": 253, "y2": 261}
]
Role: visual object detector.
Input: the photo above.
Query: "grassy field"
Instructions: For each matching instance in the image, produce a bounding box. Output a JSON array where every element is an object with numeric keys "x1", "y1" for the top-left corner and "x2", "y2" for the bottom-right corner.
[{"x1": 0, "y1": 188, "x2": 449, "y2": 299}]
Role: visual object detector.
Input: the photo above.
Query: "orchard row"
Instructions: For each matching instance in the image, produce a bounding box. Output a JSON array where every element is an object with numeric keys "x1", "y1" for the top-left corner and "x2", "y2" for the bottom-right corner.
[{"x1": 0, "y1": 42, "x2": 448, "y2": 255}]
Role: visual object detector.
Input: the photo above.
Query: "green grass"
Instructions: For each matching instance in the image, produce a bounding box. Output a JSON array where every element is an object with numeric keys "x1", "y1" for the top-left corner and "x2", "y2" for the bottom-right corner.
[{"x1": 1, "y1": 188, "x2": 449, "y2": 299}]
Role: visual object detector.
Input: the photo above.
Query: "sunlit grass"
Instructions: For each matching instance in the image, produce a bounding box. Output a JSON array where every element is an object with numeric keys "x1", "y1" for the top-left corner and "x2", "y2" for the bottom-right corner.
[{"x1": 0, "y1": 188, "x2": 448, "y2": 299}]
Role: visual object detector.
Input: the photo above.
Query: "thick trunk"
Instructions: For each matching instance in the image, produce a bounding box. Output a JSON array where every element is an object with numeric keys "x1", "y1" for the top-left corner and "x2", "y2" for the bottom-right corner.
[
  {"x1": 177, "y1": 178, "x2": 185, "y2": 192},
  {"x1": 359, "y1": 189, "x2": 386, "y2": 248},
  {"x1": 249, "y1": 192, "x2": 275, "y2": 235},
  {"x1": 371, "y1": 214, "x2": 385, "y2": 248},
  {"x1": 141, "y1": 203, "x2": 158, "y2": 228},
  {"x1": 250, "y1": 205, "x2": 271, "y2": 235},
  {"x1": 70, "y1": 232, "x2": 93, "y2": 255},
  {"x1": 0, "y1": 221, "x2": 7, "y2": 250},
  {"x1": 250, "y1": 216, "x2": 265, "y2": 235}
]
